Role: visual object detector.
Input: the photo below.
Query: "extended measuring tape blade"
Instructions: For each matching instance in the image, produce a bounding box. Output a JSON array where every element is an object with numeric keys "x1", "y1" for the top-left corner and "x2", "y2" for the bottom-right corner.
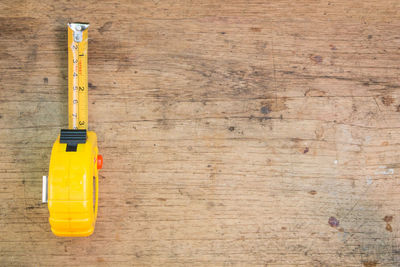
[{"x1": 68, "y1": 23, "x2": 89, "y2": 130}]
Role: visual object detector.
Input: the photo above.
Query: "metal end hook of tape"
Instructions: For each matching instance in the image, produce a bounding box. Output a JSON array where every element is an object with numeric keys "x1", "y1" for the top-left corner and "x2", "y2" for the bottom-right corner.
[{"x1": 68, "y1": 22, "x2": 90, "y2": 43}]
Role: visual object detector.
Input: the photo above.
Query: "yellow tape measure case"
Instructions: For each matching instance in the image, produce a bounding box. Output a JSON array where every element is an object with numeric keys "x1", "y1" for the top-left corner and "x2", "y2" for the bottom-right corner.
[{"x1": 48, "y1": 130, "x2": 100, "y2": 237}]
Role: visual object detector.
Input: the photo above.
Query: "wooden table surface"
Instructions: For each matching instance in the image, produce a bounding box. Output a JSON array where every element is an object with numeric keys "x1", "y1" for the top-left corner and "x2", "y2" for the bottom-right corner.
[{"x1": 1, "y1": 1, "x2": 400, "y2": 266}]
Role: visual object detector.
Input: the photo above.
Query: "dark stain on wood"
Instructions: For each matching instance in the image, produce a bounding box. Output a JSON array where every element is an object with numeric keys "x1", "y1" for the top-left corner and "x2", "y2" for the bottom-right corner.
[
  {"x1": 363, "y1": 261, "x2": 378, "y2": 267},
  {"x1": 328, "y1": 216, "x2": 339, "y2": 227},
  {"x1": 250, "y1": 27, "x2": 261, "y2": 32},
  {"x1": 310, "y1": 55, "x2": 323, "y2": 64},
  {"x1": 381, "y1": 95, "x2": 394, "y2": 106},
  {"x1": 98, "y1": 21, "x2": 113, "y2": 34},
  {"x1": 88, "y1": 82, "x2": 97, "y2": 89},
  {"x1": 383, "y1": 215, "x2": 393, "y2": 232},
  {"x1": 260, "y1": 105, "x2": 270, "y2": 114},
  {"x1": 304, "y1": 89, "x2": 326, "y2": 97},
  {"x1": 383, "y1": 215, "x2": 393, "y2": 223}
]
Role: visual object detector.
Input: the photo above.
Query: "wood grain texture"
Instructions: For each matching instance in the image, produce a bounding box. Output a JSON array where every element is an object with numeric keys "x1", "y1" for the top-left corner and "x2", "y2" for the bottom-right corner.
[{"x1": 1, "y1": 1, "x2": 400, "y2": 266}]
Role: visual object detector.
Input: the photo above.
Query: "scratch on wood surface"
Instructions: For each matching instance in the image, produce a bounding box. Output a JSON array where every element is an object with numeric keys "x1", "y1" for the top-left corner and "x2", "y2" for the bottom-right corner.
[{"x1": 270, "y1": 35, "x2": 278, "y2": 106}]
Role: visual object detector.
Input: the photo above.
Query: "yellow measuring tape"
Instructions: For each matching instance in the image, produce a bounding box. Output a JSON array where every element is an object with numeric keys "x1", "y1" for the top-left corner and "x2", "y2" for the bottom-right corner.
[
  {"x1": 68, "y1": 23, "x2": 89, "y2": 129},
  {"x1": 43, "y1": 23, "x2": 102, "y2": 237}
]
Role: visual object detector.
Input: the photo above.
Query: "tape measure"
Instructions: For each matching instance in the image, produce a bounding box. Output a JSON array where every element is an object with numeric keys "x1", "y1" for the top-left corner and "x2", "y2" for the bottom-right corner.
[
  {"x1": 68, "y1": 23, "x2": 89, "y2": 129},
  {"x1": 43, "y1": 23, "x2": 103, "y2": 237}
]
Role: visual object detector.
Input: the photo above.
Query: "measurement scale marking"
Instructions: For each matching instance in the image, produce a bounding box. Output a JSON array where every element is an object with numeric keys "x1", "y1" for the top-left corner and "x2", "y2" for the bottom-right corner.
[
  {"x1": 68, "y1": 23, "x2": 89, "y2": 130},
  {"x1": 71, "y1": 40, "x2": 79, "y2": 129}
]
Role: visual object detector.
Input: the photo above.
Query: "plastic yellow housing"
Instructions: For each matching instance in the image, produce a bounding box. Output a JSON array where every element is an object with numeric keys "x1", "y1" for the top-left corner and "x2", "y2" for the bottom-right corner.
[{"x1": 48, "y1": 131, "x2": 99, "y2": 237}]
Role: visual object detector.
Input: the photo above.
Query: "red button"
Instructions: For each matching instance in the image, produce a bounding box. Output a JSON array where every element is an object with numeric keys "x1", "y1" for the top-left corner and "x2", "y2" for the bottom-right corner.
[{"x1": 97, "y1": 154, "x2": 103, "y2": 169}]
